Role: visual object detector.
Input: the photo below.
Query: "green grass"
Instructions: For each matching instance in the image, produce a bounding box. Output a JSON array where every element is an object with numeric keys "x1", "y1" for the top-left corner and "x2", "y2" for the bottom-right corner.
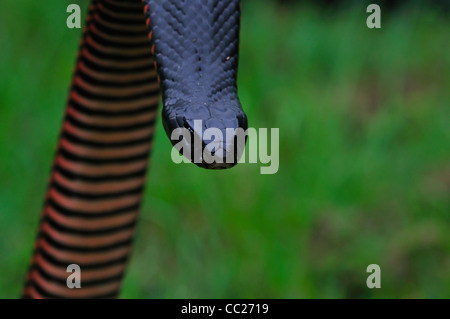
[{"x1": 0, "y1": 0, "x2": 449, "y2": 298}]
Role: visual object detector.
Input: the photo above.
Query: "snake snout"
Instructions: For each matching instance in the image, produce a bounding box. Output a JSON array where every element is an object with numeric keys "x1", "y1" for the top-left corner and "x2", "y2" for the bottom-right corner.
[{"x1": 162, "y1": 101, "x2": 248, "y2": 169}]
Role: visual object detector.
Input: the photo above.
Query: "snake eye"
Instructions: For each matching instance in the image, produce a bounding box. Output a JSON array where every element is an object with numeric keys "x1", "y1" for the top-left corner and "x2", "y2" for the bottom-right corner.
[{"x1": 183, "y1": 118, "x2": 194, "y2": 133}]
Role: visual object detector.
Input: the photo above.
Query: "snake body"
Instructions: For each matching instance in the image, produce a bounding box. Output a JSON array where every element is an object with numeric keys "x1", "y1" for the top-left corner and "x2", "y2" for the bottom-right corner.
[
  {"x1": 148, "y1": 0, "x2": 247, "y2": 168},
  {"x1": 23, "y1": 0, "x2": 246, "y2": 298}
]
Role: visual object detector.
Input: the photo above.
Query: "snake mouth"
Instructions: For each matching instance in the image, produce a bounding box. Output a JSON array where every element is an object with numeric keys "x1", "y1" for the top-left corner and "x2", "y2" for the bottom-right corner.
[{"x1": 162, "y1": 103, "x2": 248, "y2": 169}]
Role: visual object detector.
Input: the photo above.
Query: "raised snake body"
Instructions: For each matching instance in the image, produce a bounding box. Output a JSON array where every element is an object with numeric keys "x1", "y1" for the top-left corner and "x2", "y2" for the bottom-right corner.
[{"x1": 23, "y1": 0, "x2": 246, "y2": 299}]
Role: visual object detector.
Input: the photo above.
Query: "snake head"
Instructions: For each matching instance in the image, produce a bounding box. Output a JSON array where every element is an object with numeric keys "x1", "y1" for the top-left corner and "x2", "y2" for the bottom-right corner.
[{"x1": 162, "y1": 99, "x2": 248, "y2": 169}]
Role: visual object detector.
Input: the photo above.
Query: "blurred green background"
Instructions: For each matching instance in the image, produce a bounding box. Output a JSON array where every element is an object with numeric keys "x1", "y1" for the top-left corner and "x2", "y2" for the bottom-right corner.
[{"x1": 0, "y1": 0, "x2": 449, "y2": 298}]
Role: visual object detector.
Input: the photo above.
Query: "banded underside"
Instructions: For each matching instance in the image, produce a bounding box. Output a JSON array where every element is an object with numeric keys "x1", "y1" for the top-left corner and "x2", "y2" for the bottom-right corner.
[{"x1": 23, "y1": 0, "x2": 158, "y2": 298}]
